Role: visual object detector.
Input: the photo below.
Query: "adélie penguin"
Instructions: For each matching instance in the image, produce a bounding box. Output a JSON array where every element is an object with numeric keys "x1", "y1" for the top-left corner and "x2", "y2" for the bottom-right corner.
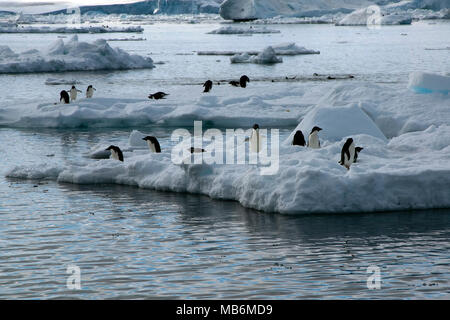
[
  {"x1": 292, "y1": 130, "x2": 306, "y2": 146},
  {"x1": 69, "y1": 85, "x2": 82, "y2": 101},
  {"x1": 307, "y1": 126, "x2": 322, "y2": 149},
  {"x1": 249, "y1": 123, "x2": 262, "y2": 153},
  {"x1": 240, "y1": 75, "x2": 250, "y2": 88},
  {"x1": 148, "y1": 92, "x2": 169, "y2": 100},
  {"x1": 339, "y1": 138, "x2": 356, "y2": 170},
  {"x1": 105, "y1": 145, "x2": 124, "y2": 162},
  {"x1": 354, "y1": 147, "x2": 364, "y2": 162},
  {"x1": 86, "y1": 85, "x2": 96, "y2": 98},
  {"x1": 203, "y1": 80, "x2": 213, "y2": 93},
  {"x1": 60, "y1": 90, "x2": 70, "y2": 104},
  {"x1": 142, "y1": 136, "x2": 161, "y2": 153}
]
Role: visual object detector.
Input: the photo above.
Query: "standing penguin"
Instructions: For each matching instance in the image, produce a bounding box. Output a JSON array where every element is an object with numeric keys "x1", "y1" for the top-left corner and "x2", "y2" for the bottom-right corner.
[
  {"x1": 142, "y1": 136, "x2": 161, "y2": 153},
  {"x1": 249, "y1": 123, "x2": 261, "y2": 153},
  {"x1": 60, "y1": 90, "x2": 70, "y2": 104},
  {"x1": 203, "y1": 80, "x2": 213, "y2": 93},
  {"x1": 339, "y1": 138, "x2": 356, "y2": 170},
  {"x1": 354, "y1": 147, "x2": 364, "y2": 163},
  {"x1": 240, "y1": 75, "x2": 250, "y2": 88},
  {"x1": 69, "y1": 85, "x2": 82, "y2": 102},
  {"x1": 292, "y1": 130, "x2": 306, "y2": 147},
  {"x1": 105, "y1": 145, "x2": 124, "y2": 162},
  {"x1": 86, "y1": 85, "x2": 96, "y2": 98},
  {"x1": 307, "y1": 126, "x2": 322, "y2": 149}
]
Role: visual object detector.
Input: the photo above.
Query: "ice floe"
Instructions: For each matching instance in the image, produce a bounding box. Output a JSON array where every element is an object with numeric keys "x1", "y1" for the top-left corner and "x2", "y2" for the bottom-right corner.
[
  {"x1": 230, "y1": 46, "x2": 283, "y2": 64},
  {"x1": 0, "y1": 35, "x2": 154, "y2": 74}
]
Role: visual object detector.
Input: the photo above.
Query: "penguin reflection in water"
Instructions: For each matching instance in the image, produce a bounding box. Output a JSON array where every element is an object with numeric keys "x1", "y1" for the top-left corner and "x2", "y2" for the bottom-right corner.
[{"x1": 106, "y1": 145, "x2": 124, "y2": 162}]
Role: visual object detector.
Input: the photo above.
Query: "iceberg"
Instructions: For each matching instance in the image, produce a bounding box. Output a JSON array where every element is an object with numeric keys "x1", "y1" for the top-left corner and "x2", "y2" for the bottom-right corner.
[
  {"x1": 408, "y1": 72, "x2": 450, "y2": 94},
  {"x1": 336, "y1": 7, "x2": 412, "y2": 26},
  {"x1": 0, "y1": 35, "x2": 154, "y2": 74}
]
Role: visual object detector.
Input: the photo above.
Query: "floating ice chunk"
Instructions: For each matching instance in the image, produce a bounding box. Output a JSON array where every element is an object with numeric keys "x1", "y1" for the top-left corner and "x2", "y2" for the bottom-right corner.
[
  {"x1": 0, "y1": 25, "x2": 144, "y2": 34},
  {"x1": 408, "y1": 72, "x2": 450, "y2": 94},
  {"x1": 198, "y1": 42, "x2": 319, "y2": 56},
  {"x1": 0, "y1": 35, "x2": 154, "y2": 74},
  {"x1": 231, "y1": 46, "x2": 283, "y2": 64}
]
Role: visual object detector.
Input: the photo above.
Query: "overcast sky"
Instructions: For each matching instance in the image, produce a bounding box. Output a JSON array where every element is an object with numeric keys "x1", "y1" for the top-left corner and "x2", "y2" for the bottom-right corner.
[{"x1": 0, "y1": 0, "x2": 143, "y2": 14}]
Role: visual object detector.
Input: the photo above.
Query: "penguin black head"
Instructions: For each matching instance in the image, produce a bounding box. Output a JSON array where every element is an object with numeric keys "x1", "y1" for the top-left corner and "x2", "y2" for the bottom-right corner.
[
  {"x1": 87, "y1": 85, "x2": 96, "y2": 90},
  {"x1": 240, "y1": 75, "x2": 250, "y2": 88},
  {"x1": 142, "y1": 136, "x2": 161, "y2": 153},
  {"x1": 203, "y1": 80, "x2": 213, "y2": 93},
  {"x1": 310, "y1": 126, "x2": 322, "y2": 134},
  {"x1": 292, "y1": 130, "x2": 306, "y2": 146},
  {"x1": 71, "y1": 85, "x2": 76, "y2": 89},
  {"x1": 355, "y1": 147, "x2": 363, "y2": 152},
  {"x1": 105, "y1": 145, "x2": 124, "y2": 162},
  {"x1": 253, "y1": 124, "x2": 259, "y2": 130}
]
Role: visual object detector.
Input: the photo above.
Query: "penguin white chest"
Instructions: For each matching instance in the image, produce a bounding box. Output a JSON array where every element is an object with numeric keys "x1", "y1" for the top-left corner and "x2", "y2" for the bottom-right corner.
[
  {"x1": 146, "y1": 140, "x2": 157, "y2": 153},
  {"x1": 69, "y1": 89, "x2": 78, "y2": 101},
  {"x1": 308, "y1": 132, "x2": 320, "y2": 149},
  {"x1": 110, "y1": 149, "x2": 120, "y2": 161},
  {"x1": 86, "y1": 88, "x2": 94, "y2": 98},
  {"x1": 250, "y1": 129, "x2": 262, "y2": 153}
]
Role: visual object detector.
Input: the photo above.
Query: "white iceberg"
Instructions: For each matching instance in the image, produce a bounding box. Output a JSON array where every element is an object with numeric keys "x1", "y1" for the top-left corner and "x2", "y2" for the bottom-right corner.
[
  {"x1": 408, "y1": 72, "x2": 450, "y2": 94},
  {"x1": 230, "y1": 46, "x2": 283, "y2": 64},
  {"x1": 336, "y1": 7, "x2": 412, "y2": 26},
  {"x1": 0, "y1": 35, "x2": 154, "y2": 74},
  {"x1": 198, "y1": 42, "x2": 319, "y2": 56}
]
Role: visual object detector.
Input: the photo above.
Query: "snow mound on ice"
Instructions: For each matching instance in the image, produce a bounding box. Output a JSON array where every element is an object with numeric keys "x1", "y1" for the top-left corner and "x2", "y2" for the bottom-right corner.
[
  {"x1": 336, "y1": 7, "x2": 412, "y2": 26},
  {"x1": 285, "y1": 104, "x2": 387, "y2": 145},
  {"x1": 0, "y1": 35, "x2": 154, "y2": 74}
]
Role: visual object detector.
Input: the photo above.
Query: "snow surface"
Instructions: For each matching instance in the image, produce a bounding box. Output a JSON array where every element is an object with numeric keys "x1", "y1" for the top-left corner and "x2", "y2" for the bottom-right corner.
[
  {"x1": 0, "y1": 35, "x2": 154, "y2": 74},
  {"x1": 4, "y1": 75, "x2": 450, "y2": 214},
  {"x1": 230, "y1": 46, "x2": 283, "y2": 64},
  {"x1": 408, "y1": 71, "x2": 450, "y2": 94},
  {"x1": 207, "y1": 26, "x2": 281, "y2": 34}
]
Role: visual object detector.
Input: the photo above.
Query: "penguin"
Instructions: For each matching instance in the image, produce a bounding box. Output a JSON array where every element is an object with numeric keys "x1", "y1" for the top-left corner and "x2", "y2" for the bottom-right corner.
[
  {"x1": 69, "y1": 85, "x2": 82, "y2": 101},
  {"x1": 203, "y1": 80, "x2": 213, "y2": 93},
  {"x1": 86, "y1": 85, "x2": 96, "y2": 98},
  {"x1": 354, "y1": 147, "x2": 364, "y2": 163},
  {"x1": 60, "y1": 90, "x2": 70, "y2": 104},
  {"x1": 339, "y1": 138, "x2": 356, "y2": 170},
  {"x1": 148, "y1": 92, "x2": 169, "y2": 100},
  {"x1": 142, "y1": 136, "x2": 161, "y2": 153},
  {"x1": 249, "y1": 123, "x2": 261, "y2": 153},
  {"x1": 240, "y1": 75, "x2": 250, "y2": 88},
  {"x1": 105, "y1": 145, "x2": 124, "y2": 162},
  {"x1": 292, "y1": 130, "x2": 306, "y2": 147},
  {"x1": 189, "y1": 147, "x2": 205, "y2": 153},
  {"x1": 307, "y1": 126, "x2": 322, "y2": 149},
  {"x1": 229, "y1": 80, "x2": 240, "y2": 87}
]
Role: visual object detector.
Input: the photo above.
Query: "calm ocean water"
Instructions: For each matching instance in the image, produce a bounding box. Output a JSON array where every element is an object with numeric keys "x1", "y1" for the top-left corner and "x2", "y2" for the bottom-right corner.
[{"x1": 0, "y1": 20, "x2": 449, "y2": 299}]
